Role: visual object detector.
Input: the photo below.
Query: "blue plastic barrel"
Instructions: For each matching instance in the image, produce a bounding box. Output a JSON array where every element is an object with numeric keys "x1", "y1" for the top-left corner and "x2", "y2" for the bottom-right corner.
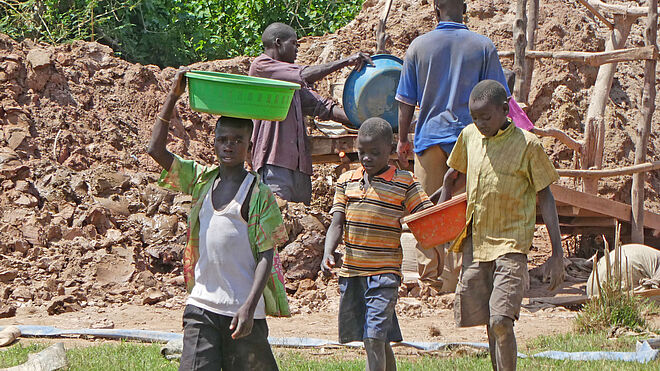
[{"x1": 342, "y1": 54, "x2": 403, "y2": 131}]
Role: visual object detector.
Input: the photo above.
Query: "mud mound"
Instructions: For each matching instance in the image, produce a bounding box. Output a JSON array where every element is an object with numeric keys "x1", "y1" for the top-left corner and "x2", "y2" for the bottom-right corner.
[
  {"x1": 297, "y1": 0, "x2": 660, "y2": 213},
  {"x1": 0, "y1": 0, "x2": 659, "y2": 317}
]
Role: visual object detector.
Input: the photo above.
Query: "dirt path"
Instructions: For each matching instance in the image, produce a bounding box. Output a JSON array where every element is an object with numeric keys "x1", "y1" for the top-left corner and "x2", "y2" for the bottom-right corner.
[{"x1": 0, "y1": 294, "x2": 577, "y2": 347}]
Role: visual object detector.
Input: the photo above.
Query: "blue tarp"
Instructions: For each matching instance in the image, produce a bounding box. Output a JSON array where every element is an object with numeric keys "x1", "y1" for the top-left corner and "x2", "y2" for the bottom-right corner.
[{"x1": 2, "y1": 325, "x2": 658, "y2": 363}]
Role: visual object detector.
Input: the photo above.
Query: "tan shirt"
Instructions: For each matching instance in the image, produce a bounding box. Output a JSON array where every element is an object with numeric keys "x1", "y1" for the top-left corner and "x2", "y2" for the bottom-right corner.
[{"x1": 447, "y1": 122, "x2": 559, "y2": 262}]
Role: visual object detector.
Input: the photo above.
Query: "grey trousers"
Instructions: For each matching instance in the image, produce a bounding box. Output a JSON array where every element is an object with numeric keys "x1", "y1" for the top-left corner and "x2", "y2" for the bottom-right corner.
[
  {"x1": 179, "y1": 305, "x2": 278, "y2": 371},
  {"x1": 258, "y1": 164, "x2": 312, "y2": 205}
]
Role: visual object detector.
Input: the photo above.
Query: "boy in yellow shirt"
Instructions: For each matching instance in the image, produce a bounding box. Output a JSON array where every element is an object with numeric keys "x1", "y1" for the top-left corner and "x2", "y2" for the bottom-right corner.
[{"x1": 435, "y1": 80, "x2": 565, "y2": 371}]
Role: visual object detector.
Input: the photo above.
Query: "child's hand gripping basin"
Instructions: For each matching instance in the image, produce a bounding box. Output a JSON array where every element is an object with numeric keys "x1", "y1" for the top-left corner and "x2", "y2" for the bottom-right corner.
[
  {"x1": 186, "y1": 71, "x2": 301, "y2": 121},
  {"x1": 401, "y1": 193, "x2": 467, "y2": 249}
]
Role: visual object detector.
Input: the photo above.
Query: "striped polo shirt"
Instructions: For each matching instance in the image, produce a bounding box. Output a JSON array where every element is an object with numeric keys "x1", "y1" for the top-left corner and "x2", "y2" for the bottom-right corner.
[{"x1": 331, "y1": 166, "x2": 432, "y2": 277}]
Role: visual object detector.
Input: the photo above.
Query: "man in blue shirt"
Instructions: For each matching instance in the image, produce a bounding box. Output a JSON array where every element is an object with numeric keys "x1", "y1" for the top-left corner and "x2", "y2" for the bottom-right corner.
[{"x1": 395, "y1": 0, "x2": 510, "y2": 290}]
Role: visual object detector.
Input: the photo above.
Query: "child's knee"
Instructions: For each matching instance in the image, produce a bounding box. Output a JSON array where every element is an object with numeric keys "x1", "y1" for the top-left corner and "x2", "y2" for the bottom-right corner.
[{"x1": 489, "y1": 315, "x2": 513, "y2": 336}]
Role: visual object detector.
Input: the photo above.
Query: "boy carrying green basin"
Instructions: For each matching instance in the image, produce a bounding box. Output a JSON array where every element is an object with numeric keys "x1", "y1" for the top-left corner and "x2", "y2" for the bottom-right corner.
[{"x1": 148, "y1": 68, "x2": 288, "y2": 371}]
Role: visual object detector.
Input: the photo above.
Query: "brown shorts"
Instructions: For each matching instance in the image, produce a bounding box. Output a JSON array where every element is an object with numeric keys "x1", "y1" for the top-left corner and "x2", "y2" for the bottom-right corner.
[{"x1": 454, "y1": 235, "x2": 527, "y2": 328}]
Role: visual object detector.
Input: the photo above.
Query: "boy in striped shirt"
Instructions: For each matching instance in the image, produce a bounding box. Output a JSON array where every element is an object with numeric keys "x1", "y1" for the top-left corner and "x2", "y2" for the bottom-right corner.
[{"x1": 321, "y1": 118, "x2": 433, "y2": 370}]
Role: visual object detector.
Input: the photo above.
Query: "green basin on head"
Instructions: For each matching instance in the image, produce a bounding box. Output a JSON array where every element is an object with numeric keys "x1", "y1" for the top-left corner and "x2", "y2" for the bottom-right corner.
[{"x1": 186, "y1": 71, "x2": 300, "y2": 121}]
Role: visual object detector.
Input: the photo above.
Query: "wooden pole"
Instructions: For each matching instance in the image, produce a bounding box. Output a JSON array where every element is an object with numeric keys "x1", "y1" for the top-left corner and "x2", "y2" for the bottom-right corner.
[
  {"x1": 513, "y1": 0, "x2": 528, "y2": 101},
  {"x1": 521, "y1": 0, "x2": 539, "y2": 104},
  {"x1": 587, "y1": 0, "x2": 649, "y2": 17},
  {"x1": 557, "y1": 161, "x2": 660, "y2": 178},
  {"x1": 576, "y1": 0, "x2": 614, "y2": 29},
  {"x1": 498, "y1": 46, "x2": 659, "y2": 66},
  {"x1": 632, "y1": 0, "x2": 657, "y2": 244},
  {"x1": 532, "y1": 127, "x2": 583, "y2": 152},
  {"x1": 582, "y1": 15, "x2": 634, "y2": 194}
]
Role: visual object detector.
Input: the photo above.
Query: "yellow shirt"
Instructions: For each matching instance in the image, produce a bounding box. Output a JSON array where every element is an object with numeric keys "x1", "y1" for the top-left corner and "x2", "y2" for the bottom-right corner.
[{"x1": 447, "y1": 122, "x2": 559, "y2": 262}]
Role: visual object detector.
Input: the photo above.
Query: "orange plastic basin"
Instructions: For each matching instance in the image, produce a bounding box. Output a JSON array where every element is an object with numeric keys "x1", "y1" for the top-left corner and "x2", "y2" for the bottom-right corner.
[{"x1": 401, "y1": 193, "x2": 467, "y2": 249}]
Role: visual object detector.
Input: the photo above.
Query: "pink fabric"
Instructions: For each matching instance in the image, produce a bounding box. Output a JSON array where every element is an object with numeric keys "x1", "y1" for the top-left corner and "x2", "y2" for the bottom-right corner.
[{"x1": 508, "y1": 97, "x2": 534, "y2": 131}]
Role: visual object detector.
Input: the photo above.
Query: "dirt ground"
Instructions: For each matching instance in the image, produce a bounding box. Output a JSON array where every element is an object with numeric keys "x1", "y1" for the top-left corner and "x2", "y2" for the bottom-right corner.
[
  {"x1": 1, "y1": 0, "x2": 660, "y2": 352},
  {"x1": 0, "y1": 289, "x2": 579, "y2": 347}
]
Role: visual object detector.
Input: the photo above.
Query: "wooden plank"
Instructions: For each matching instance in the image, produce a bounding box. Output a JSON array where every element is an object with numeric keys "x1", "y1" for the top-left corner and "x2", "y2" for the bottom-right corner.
[
  {"x1": 556, "y1": 206, "x2": 581, "y2": 216},
  {"x1": 561, "y1": 217, "x2": 618, "y2": 227},
  {"x1": 530, "y1": 295, "x2": 588, "y2": 306},
  {"x1": 634, "y1": 288, "x2": 660, "y2": 298},
  {"x1": 309, "y1": 134, "x2": 414, "y2": 156},
  {"x1": 550, "y1": 184, "x2": 628, "y2": 220},
  {"x1": 550, "y1": 184, "x2": 660, "y2": 231}
]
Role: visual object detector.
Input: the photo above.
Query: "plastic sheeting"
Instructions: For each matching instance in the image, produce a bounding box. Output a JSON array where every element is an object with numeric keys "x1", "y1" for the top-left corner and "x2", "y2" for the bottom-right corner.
[
  {"x1": 2, "y1": 325, "x2": 659, "y2": 364},
  {"x1": 531, "y1": 341, "x2": 659, "y2": 363},
  {"x1": 0, "y1": 325, "x2": 180, "y2": 343}
]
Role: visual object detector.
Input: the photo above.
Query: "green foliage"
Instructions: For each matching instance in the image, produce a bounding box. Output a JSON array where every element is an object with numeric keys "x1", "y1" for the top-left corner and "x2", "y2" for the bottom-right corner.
[
  {"x1": 4, "y1": 339, "x2": 660, "y2": 371},
  {"x1": 575, "y1": 276, "x2": 650, "y2": 333},
  {"x1": 0, "y1": 0, "x2": 364, "y2": 67},
  {"x1": 0, "y1": 343, "x2": 47, "y2": 368},
  {"x1": 575, "y1": 226, "x2": 653, "y2": 333}
]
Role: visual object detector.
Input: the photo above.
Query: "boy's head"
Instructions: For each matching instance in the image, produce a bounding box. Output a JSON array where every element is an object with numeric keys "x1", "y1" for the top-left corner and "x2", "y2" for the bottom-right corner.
[
  {"x1": 357, "y1": 118, "x2": 393, "y2": 177},
  {"x1": 214, "y1": 117, "x2": 253, "y2": 167},
  {"x1": 469, "y1": 80, "x2": 510, "y2": 138},
  {"x1": 433, "y1": 0, "x2": 466, "y2": 23},
  {"x1": 262, "y1": 23, "x2": 298, "y2": 63}
]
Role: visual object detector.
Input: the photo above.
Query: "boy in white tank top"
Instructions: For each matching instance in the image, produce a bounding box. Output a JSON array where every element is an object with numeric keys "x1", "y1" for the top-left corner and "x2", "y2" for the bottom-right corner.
[{"x1": 148, "y1": 69, "x2": 288, "y2": 370}]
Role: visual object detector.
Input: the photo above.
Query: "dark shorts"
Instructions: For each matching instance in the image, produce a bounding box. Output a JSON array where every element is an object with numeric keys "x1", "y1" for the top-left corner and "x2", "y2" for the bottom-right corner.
[
  {"x1": 258, "y1": 164, "x2": 312, "y2": 205},
  {"x1": 338, "y1": 273, "x2": 403, "y2": 343},
  {"x1": 454, "y1": 235, "x2": 527, "y2": 327},
  {"x1": 179, "y1": 305, "x2": 278, "y2": 371}
]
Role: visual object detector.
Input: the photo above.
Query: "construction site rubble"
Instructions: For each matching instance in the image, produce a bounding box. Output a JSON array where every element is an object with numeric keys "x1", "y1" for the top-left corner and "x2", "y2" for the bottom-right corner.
[{"x1": 0, "y1": 0, "x2": 659, "y2": 318}]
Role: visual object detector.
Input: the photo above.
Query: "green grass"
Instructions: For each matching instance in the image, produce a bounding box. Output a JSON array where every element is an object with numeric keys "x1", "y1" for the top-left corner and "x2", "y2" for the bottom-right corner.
[
  {"x1": 1, "y1": 332, "x2": 658, "y2": 370},
  {"x1": 0, "y1": 342, "x2": 177, "y2": 371}
]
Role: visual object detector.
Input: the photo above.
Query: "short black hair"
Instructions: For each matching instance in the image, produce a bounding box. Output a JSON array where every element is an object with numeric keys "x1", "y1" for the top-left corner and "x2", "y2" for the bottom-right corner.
[
  {"x1": 215, "y1": 116, "x2": 253, "y2": 136},
  {"x1": 358, "y1": 117, "x2": 393, "y2": 145},
  {"x1": 262, "y1": 23, "x2": 297, "y2": 49},
  {"x1": 469, "y1": 80, "x2": 509, "y2": 106},
  {"x1": 434, "y1": 0, "x2": 464, "y2": 12}
]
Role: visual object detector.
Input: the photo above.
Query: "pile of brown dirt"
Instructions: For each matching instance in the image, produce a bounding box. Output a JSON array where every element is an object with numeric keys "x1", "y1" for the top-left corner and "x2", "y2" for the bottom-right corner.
[{"x1": 0, "y1": 0, "x2": 658, "y2": 317}]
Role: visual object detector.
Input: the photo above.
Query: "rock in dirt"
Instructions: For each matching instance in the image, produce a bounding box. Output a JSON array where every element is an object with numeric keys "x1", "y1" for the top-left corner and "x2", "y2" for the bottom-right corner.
[
  {"x1": 142, "y1": 288, "x2": 167, "y2": 305},
  {"x1": 26, "y1": 49, "x2": 52, "y2": 69},
  {"x1": 46, "y1": 295, "x2": 81, "y2": 315},
  {"x1": 0, "y1": 325, "x2": 21, "y2": 347},
  {"x1": 0, "y1": 304, "x2": 17, "y2": 319},
  {"x1": 94, "y1": 247, "x2": 135, "y2": 285},
  {"x1": 0, "y1": 269, "x2": 18, "y2": 283},
  {"x1": 2, "y1": 342, "x2": 67, "y2": 371},
  {"x1": 90, "y1": 318, "x2": 115, "y2": 329}
]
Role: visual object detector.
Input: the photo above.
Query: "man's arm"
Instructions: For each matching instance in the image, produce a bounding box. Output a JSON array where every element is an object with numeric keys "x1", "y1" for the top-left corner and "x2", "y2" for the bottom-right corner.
[
  {"x1": 397, "y1": 101, "x2": 415, "y2": 167},
  {"x1": 430, "y1": 168, "x2": 466, "y2": 204},
  {"x1": 301, "y1": 53, "x2": 373, "y2": 84},
  {"x1": 147, "y1": 68, "x2": 188, "y2": 170},
  {"x1": 538, "y1": 186, "x2": 565, "y2": 291},
  {"x1": 321, "y1": 212, "x2": 346, "y2": 274},
  {"x1": 230, "y1": 248, "x2": 274, "y2": 339},
  {"x1": 328, "y1": 105, "x2": 352, "y2": 125}
]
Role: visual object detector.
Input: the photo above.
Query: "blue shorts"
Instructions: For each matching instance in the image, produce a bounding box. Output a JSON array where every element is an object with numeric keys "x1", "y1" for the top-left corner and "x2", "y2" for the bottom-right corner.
[{"x1": 338, "y1": 273, "x2": 403, "y2": 343}]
